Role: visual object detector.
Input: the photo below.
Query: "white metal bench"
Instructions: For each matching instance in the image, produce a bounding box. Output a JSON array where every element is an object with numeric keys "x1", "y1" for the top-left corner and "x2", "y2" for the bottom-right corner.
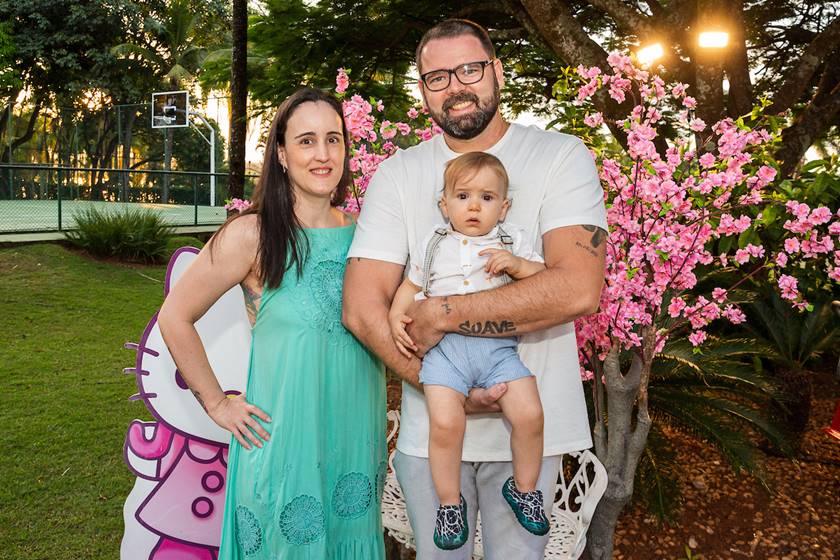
[{"x1": 381, "y1": 411, "x2": 608, "y2": 559}]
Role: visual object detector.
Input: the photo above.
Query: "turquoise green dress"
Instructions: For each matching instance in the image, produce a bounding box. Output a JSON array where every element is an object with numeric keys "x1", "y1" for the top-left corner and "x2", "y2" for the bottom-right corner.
[{"x1": 219, "y1": 224, "x2": 386, "y2": 559}]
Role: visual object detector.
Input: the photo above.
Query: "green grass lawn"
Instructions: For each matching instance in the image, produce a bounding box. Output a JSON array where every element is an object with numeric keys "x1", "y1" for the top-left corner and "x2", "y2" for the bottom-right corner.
[{"x1": 0, "y1": 244, "x2": 167, "y2": 559}]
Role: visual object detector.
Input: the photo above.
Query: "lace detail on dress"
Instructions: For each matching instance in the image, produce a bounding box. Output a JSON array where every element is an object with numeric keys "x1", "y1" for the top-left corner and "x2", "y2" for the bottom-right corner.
[
  {"x1": 279, "y1": 494, "x2": 326, "y2": 545},
  {"x1": 332, "y1": 472, "x2": 373, "y2": 519},
  {"x1": 292, "y1": 232, "x2": 354, "y2": 347},
  {"x1": 308, "y1": 259, "x2": 344, "y2": 329},
  {"x1": 234, "y1": 505, "x2": 263, "y2": 555}
]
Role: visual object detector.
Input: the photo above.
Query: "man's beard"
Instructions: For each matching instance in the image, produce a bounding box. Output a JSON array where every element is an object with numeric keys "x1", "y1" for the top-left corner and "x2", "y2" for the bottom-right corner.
[{"x1": 429, "y1": 77, "x2": 501, "y2": 140}]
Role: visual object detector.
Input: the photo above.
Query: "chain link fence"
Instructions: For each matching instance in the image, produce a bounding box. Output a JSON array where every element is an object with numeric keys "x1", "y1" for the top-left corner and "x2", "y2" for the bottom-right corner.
[{"x1": 0, "y1": 164, "x2": 257, "y2": 233}]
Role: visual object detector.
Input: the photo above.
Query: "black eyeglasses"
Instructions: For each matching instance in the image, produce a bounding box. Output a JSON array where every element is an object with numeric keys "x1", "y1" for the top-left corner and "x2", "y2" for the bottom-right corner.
[{"x1": 419, "y1": 60, "x2": 495, "y2": 92}]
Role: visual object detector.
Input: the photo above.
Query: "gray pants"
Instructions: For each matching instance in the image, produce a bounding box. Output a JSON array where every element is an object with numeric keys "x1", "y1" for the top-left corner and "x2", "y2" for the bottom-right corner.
[{"x1": 394, "y1": 451, "x2": 561, "y2": 560}]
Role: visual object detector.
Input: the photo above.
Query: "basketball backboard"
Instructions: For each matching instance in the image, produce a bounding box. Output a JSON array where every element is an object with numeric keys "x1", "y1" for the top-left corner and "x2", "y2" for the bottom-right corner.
[{"x1": 152, "y1": 91, "x2": 189, "y2": 128}]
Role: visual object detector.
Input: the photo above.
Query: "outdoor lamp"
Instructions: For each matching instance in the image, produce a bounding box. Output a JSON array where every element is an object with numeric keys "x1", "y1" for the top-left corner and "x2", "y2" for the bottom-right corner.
[
  {"x1": 698, "y1": 31, "x2": 729, "y2": 49},
  {"x1": 637, "y1": 43, "x2": 664, "y2": 67}
]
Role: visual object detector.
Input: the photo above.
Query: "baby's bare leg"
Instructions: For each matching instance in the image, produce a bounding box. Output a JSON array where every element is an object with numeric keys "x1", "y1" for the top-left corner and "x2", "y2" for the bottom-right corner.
[
  {"x1": 497, "y1": 376, "x2": 544, "y2": 491},
  {"x1": 425, "y1": 385, "x2": 467, "y2": 506}
]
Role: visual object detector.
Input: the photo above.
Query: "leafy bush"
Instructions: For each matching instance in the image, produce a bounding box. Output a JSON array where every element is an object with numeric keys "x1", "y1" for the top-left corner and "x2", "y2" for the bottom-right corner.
[
  {"x1": 65, "y1": 207, "x2": 173, "y2": 264},
  {"x1": 165, "y1": 236, "x2": 205, "y2": 258}
]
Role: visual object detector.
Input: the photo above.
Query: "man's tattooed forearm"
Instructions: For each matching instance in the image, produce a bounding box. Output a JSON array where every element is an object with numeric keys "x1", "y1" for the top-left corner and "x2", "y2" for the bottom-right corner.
[
  {"x1": 582, "y1": 225, "x2": 607, "y2": 248},
  {"x1": 458, "y1": 320, "x2": 516, "y2": 335},
  {"x1": 441, "y1": 297, "x2": 452, "y2": 315}
]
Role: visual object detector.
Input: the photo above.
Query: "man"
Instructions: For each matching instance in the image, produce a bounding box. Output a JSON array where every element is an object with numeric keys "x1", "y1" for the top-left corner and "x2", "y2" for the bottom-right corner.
[{"x1": 343, "y1": 19, "x2": 607, "y2": 559}]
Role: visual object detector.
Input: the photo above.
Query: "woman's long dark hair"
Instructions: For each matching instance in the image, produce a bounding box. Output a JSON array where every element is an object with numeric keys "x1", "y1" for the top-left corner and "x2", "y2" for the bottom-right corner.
[{"x1": 212, "y1": 88, "x2": 352, "y2": 289}]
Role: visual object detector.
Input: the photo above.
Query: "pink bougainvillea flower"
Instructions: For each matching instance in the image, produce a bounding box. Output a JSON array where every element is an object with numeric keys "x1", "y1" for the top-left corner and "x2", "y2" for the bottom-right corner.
[{"x1": 335, "y1": 68, "x2": 349, "y2": 94}]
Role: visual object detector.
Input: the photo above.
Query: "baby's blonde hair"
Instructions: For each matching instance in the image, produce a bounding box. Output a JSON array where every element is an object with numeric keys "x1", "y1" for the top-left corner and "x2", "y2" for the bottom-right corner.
[{"x1": 443, "y1": 152, "x2": 509, "y2": 196}]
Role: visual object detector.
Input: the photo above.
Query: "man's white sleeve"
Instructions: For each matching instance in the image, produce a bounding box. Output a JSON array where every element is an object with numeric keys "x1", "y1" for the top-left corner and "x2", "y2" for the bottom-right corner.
[
  {"x1": 347, "y1": 164, "x2": 408, "y2": 265},
  {"x1": 511, "y1": 227, "x2": 544, "y2": 263},
  {"x1": 540, "y1": 137, "x2": 608, "y2": 234}
]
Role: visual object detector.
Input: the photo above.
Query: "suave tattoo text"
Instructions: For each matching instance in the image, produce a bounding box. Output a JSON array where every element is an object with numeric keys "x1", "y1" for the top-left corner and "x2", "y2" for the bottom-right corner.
[{"x1": 458, "y1": 320, "x2": 517, "y2": 335}]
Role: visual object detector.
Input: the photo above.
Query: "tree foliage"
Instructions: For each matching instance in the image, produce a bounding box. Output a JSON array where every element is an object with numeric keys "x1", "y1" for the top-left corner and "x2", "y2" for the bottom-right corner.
[
  {"x1": 218, "y1": 0, "x2": 840, "y2": 176},
  {"x1": 0, "y1": 21, "x2": 20, "y2": 95}
]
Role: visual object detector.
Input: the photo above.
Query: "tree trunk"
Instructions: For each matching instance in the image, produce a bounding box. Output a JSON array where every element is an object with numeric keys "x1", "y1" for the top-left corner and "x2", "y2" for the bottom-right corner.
[
  {"x1": 587, "y1": 327, "x2": 655, "y2": 559},
  {"x1": 121, "y1": 107, "x2": 137, "y2": 202},
  {"x1": 769, "y1": 14, "x2": 840, "y2": 115},
  {"x1": 0, "y1": 89, "x2": 20, "y2": 144},
  {"x1": 229, "y1": 0, "x2": 248, "y2": 201},
  {"x1": 691, "y1": 2, "x2": 726, "y2": 129},
  {"x1": 1, "y1": 103, "x2": 41, "y2": 163},
  {"x1": 764, "y1": 367, "x2": 813, "y2": 456},
  {"x1": 724, "y1": 0, "x2": 753, "y2": 118},
  {"x1": 777, "y1": 86, "x2": 840, "y2": 177},
  {"x1": 507, "y1": 0, "x2": 633, "y2": 146}
]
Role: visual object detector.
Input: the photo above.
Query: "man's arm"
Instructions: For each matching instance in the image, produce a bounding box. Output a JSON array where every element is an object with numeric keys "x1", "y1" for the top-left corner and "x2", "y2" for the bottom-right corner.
[
  {"x1": 342, "y1": 257, "x2": 508, "y2": 412},
  {"x1": 407, "y1": 224, "x2": 606, "y2": 353},
  {"x1": 342, "y1": 257, "x2": 422, "y2": 388}
]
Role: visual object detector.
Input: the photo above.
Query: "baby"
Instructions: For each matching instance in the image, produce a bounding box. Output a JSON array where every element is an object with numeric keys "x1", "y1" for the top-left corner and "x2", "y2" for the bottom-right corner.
[{"x1": 389, "y1": 151, "x2": 549, "y2": 550}]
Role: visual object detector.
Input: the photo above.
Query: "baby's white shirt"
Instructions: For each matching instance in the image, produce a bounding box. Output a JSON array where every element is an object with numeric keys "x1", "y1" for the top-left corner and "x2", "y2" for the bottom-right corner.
[{"x1": 407, "y1": 223, "x2": 542, "y2": 300}]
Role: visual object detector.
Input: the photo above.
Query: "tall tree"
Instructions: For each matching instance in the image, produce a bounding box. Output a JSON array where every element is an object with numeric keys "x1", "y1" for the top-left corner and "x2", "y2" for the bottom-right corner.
[
  {"x1": 229, "y1": 0, "x2": 248, "y2": 200},
  {"x1": 0, "y1": 0, "x2": 134, "y2": 162}
]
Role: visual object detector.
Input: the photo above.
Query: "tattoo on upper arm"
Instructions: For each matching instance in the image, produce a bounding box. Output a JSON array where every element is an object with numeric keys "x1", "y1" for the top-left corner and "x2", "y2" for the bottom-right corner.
[
  {"x1": 243, "y1": 285, "x2": 262, "y2": 325},
  {"x1": 582, "y1": 225, "x2": 607, "y2": 247},
  {"x1": 576, "y1": 225, "x2": 607, "y2": 258},
  {"x1": 458, "y1": 320, "x2": 516, "y2": 335},
  {"x1": 576, "y1": 241, "x2": 598, "y2": 257}
]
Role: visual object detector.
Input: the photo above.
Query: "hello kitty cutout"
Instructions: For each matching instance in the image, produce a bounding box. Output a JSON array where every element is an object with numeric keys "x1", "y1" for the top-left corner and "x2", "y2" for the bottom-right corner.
[{"x1": 121, "y1": 247, "x2": 251, "y2": 560}]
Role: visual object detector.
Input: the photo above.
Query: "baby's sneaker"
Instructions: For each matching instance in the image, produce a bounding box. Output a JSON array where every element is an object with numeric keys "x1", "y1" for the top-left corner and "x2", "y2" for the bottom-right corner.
[
  {"x1": 433, "y1": 495, "x2": 468, "y2": 550},
  {"x1": 502, "y1": 476, "x2": 549, "y2": 536}
]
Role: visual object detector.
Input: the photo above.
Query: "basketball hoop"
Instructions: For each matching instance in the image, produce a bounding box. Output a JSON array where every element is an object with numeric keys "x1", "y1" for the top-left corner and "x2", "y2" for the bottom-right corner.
[
  {"x1": 152, "y1": 91, "x2": 189, "y2": 128},
  {"x1": 150, "y1": 90, "x2": 217, "y2": 205}
]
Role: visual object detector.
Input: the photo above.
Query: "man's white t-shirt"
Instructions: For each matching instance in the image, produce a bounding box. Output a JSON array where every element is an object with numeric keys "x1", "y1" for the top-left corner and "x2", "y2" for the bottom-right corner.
[{"x1": 348, "y1": 123, "x2": 608, "y2": 462}]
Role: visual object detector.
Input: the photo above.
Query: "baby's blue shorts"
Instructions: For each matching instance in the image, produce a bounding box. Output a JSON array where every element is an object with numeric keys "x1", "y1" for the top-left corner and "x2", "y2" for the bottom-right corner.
[{"x1": 419, "y1": 333, "x2": 533, "y2": 397}]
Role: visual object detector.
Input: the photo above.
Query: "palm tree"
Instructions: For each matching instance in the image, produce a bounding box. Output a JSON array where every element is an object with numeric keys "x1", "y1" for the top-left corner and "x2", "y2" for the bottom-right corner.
[
  {"x1": 112, "y1": 0, "x2": 206, "y2": 203},
  {"x1": 742, "y1": 289, "x2": 839, "y2": 452}
]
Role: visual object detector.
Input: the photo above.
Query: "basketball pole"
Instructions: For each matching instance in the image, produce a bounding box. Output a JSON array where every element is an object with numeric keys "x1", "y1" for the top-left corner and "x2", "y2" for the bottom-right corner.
[{"x1": 188, "y1": 110, "x2": 216, "y2": 207}]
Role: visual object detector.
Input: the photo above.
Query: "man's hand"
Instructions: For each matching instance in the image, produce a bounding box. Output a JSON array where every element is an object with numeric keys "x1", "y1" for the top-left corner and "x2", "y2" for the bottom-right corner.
[
  {"x1": 405, "y1": 297, "x2": 446, "y2": 356},
  {"x1": 464, "y1": 383, "x2": 507, "y2": 414}
]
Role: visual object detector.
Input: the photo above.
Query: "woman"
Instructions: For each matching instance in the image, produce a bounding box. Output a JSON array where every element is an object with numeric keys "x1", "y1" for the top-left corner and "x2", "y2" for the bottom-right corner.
[{"x1": 158, "y1": 88, "x2": 386, "y2": 559}]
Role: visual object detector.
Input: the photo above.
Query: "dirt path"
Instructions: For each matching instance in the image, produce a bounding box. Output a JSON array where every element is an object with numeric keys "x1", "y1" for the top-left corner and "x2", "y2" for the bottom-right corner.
[{"x1": 614, "y1": 370, "x2": 840, "y2": 560}]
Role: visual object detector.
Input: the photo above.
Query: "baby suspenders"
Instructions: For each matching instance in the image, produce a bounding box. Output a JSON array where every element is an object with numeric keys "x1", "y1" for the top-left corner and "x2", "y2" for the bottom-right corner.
[{"x1": 421, "y1": 226, "x2": 515, "y2": 297}]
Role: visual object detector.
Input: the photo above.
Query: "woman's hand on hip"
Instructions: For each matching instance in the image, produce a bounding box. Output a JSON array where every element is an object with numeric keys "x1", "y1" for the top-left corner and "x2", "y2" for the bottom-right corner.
[{"x1": 207, "y1": 393, "x2": 272, "y2": 450}]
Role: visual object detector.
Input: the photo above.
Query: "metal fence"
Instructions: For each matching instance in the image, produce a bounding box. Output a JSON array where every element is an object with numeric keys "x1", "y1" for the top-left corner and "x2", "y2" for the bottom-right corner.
[{"x1": 0, "y1": 164, "x2": 257, "y2": 233}]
